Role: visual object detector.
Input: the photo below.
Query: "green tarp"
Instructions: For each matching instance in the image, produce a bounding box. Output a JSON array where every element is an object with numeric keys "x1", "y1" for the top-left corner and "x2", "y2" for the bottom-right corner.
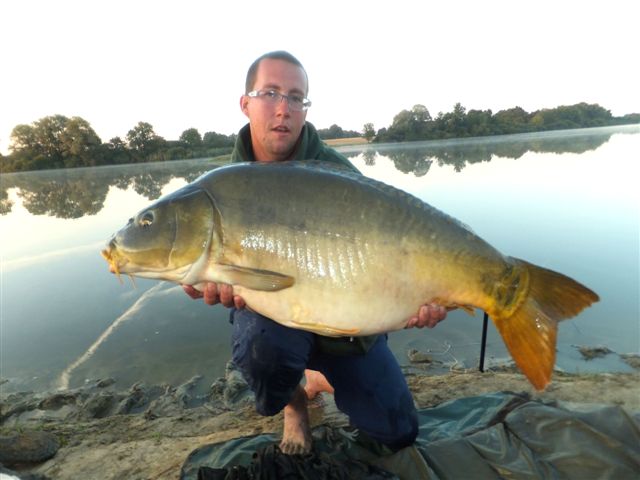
[{"x1": 180, "y1": 392, "x2": 640, "y2": 479}]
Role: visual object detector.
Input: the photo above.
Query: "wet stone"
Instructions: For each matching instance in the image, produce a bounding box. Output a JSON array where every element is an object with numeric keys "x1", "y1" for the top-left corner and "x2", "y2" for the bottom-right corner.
[
  {"x1": 407, "y1": 349, "x2": 433, "y2": 364},
  {"x1": 0, "y1": 430, "x2": 60, "y2": 466},
  {"x1": 578, "y1": 345, "x2": 613, "y2": 360},
  {"x1": 37, "y1": 393, "x2": 78, "y2": 411},
  {"x1": 83, "y1": 393, "x2": 116, "y2": 419}
]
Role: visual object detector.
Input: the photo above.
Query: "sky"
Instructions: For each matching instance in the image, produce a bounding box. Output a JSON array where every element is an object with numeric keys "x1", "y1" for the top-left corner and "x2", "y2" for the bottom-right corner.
[{"x1": 1, "y1": 0, "x2": 638, "y2": 155}]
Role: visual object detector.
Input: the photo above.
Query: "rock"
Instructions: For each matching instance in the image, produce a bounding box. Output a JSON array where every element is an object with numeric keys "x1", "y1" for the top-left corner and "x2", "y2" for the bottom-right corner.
[
  {"x1": 115, "y1": 382, "x2": 163, "y2": 415},
  {"x1": 577, "y1": 345, "x2": 613, "y2": 360},
  {"x1": 222, "y1": 362, "x2": 253, "y2": 409},
  {"x1": 0, "y1": 430, "x2": 59, "y2": 466},
  {"x1": 145, "y1": 385, "x2": 181, "y2": 420},
  {"x1": 96, "y1": 378, "x2": 116, "y2": 389},
  {"x1": 207, "y1": 361, "x2": 254, "y2": 410},
  {"x1": 407, "y1": 349, "x2": 433, "y2": 364},
  {"x1": 83, "y1": 393, "x2": 116, "y2": 419},
  {"x1": 0, "y1": 399, "x2": 38, "y2": 423},
  {"x1": 621, "y1": 353, "x2": 640, "y2": 370},
  {"x1": 0, "y1": 464, "x2": 51, "y2": 479},
  {"x1": 37, "y1": 393, "x2": 78, "y2": 411},
  {"x1": 175, "y1": 376, "x2": 203, "y2": 408}
]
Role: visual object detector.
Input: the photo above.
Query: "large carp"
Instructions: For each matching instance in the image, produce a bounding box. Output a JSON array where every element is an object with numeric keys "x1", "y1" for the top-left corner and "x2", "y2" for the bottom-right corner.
[{"x1": 102, "y1": 162, "x2": 598, "y2": 390}]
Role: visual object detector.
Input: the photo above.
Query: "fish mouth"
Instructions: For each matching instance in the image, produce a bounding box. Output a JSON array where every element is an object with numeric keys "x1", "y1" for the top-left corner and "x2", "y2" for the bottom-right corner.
[{"x1": 101, "y1": 245, "x2": 128, "y2": 282}]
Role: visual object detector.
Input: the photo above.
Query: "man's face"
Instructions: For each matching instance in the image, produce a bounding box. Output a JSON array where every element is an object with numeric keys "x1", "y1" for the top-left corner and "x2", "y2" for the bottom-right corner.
[{"x1": 240, "y1": 58, "x2": 308, "y2": 162}]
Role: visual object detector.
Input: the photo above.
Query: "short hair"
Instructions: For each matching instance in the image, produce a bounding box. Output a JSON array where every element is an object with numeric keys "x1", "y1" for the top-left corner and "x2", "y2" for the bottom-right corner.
[{"x1": 245, "y1": 50, "x2": 308, "y2": 94}]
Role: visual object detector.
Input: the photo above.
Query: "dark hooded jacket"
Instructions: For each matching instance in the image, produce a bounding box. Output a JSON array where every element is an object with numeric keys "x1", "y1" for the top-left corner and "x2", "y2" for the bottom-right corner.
[{"x1": 231, "y1": 122, "x2": 360, "y2": 172}]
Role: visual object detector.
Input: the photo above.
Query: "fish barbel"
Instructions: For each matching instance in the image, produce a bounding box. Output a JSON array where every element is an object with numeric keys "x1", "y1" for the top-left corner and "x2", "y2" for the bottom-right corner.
[{"x1": 102, "y1": 162, "x2": 599, "y2": 390}]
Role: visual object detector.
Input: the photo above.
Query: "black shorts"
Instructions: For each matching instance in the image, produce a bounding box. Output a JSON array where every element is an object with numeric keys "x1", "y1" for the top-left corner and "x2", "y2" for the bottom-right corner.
[{"x1": 230, "y1": 308, "x2": 418, "y2": 450}]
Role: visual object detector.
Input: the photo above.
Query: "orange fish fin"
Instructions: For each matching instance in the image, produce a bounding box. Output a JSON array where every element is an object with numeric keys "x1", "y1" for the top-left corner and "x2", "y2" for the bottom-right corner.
[
  {"x1": 430, "y1": 299, "x2": 476, "y2": 316},
  {"x1": 492, "y1": 301, "x2": 557, "y2": 391},
  {"x1": 457, "y1": 305, "x2": 476, "y2": 316},
  {"x1": 514, "y1": 259, "x2": 599, "y2": 320},
  {"x1": 291, "y1": 320, "x2": 360, "y2": 337},
  {"x1": 492, "y1": 259, "x2": 599, "y2": 391}
]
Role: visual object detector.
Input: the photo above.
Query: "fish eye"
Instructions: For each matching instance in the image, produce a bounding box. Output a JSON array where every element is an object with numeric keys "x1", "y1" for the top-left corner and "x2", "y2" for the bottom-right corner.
[{"x1": 139, "y1": 211, "x2": 154, "y2": 228}]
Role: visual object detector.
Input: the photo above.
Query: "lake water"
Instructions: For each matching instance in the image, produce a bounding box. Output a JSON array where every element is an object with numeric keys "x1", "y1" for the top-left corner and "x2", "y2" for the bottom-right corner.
[{"x1": 1, "y1": 125, "x2": 639, "y2": 393}]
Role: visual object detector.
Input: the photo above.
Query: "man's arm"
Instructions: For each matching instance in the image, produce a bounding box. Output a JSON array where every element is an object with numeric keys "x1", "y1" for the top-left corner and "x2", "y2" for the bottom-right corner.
[{"x1": 183, "y1": 283, "x2": 447, "y2": 328}]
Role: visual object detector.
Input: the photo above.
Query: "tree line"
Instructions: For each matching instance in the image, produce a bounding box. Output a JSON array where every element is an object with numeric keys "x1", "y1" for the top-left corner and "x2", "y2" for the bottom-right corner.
[
  {"x1": 1, "y1": 102, "x2": 638, "y2": 173},
  {"x1": 367, "y1": 102, "x2": 639, "y2": 143},
  {"x1": 1, "y1": 117, "x2": 236, "y2": 173}
]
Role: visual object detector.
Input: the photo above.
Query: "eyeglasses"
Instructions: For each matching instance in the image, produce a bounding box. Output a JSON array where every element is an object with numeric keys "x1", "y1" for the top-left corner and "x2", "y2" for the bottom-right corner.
[{"x1": 247, "y1": 89, "x2": 312, "y2": 112}]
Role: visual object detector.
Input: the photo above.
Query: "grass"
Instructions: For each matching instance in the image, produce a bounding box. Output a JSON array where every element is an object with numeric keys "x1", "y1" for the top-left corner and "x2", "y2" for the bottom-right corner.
[{"x1": 324, "y1": 137, "x2": 369, "y2": 146}]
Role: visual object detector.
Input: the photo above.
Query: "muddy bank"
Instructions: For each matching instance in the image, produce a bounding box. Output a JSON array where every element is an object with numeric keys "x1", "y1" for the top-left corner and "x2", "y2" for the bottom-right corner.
[{"x1": 1, "y1": 359, "x2": 639, "y2": 480}]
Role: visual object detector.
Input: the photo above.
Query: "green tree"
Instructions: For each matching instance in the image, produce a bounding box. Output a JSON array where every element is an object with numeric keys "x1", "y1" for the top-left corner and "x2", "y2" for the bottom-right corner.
[
  {"x1": 9, "y1": 115, "x2": 102, "y2": 170},
  {"x1": 411, "y1": 104, "x2": 432, "y2": 123},
  {"x1": 493, "y1": 107, "x2": 531, "y2": 134},
  {"x1": 126, "y1": 122, "x2": 165, "y2": 161},
  {"x1": 179, "y1": 128, "x2": 202, "y2": 149},
  {"x1": 59, "y1": 116, "x2": 102, "y2": 167},
  {"x1": 9, "y1": 123, "x2": 38, "y2": 152},
  {"x1": 434, "y1": 103, "x2": 468, "y2": 138},
  {"x1": 465, "y1": 109, "x2": 493, "y2": 137},
  {"x1": 318, "y1": 124, "x2": 345, "y2": 139},
  {"x1": 33, "y1": 114, "x2": 68, "y2": 167},
  {"x1": 8, "y1": 123, "x2": 40, "y2": 170},
  {"x1": 363, "y1": 123, "x2": 375, "y2": 142},
  {"x1": 383, "y1": 104, "x2": 432, "y2": 141},
  {"x1": 127, "y1": 121, "x2": 155, "y2": 151},
  {"x1": 104, "y1": 136, "x2": 131, "y2": 164},
  {"x1": 203, "y1": 131, "x2": 234, "y2": 148}
]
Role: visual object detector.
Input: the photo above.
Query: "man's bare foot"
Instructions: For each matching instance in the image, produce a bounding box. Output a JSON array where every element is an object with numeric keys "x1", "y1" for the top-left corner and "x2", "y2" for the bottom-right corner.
[
  {"x1": 303, "y1": 369, "x2": 334, "y2": 400},
  {"x1": 280, "y1": 386, "x2": 312, "y2": 455}
]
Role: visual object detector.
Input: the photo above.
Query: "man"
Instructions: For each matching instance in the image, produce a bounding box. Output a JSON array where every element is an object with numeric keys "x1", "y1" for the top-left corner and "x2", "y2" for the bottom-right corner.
[{"x1": 184, "y1": 51, "x2": 447, "y2": 455}]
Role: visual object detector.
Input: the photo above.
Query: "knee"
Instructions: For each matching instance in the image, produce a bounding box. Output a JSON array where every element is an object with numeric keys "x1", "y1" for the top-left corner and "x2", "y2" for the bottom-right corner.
[
  {"x1": 383, "y1": 408, "x2": 419, "y2": 451},
  {"x1": 364, "y1": 404, "x2": 418, "y2": 452},
  {"x1": 230, "y1": 312, "x2": 313, "y2": 416},
  {"x1": 340, "y1": 390, "x2": 419, "y2": 451},
  {"x1": 231, "y1": 315, "x2": 310, "y2": 377},
  {"x1": 233, "y1": 335, "x2": 302, "y2": 416}
]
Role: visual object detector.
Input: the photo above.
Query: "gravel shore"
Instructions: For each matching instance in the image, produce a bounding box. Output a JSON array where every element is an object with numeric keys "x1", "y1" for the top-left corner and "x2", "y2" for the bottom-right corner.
[{"x1": 1, "y1": 357, "x2": 638, "y2": 480}]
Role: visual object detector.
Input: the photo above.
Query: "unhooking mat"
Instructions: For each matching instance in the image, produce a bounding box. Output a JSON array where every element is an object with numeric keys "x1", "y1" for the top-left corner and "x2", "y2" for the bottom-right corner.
[{"x1": 180, "y1": 392, "x2": 640, "y2": 479}]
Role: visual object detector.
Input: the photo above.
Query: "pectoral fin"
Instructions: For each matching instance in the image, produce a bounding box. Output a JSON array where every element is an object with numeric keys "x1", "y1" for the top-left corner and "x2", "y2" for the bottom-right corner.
[{"x1": 217, "y1": 264, "x2": 295, "y2": 291}]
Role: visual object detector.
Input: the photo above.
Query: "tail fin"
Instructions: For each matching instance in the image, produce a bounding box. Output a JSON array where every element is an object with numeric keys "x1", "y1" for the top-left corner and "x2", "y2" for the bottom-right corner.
[{"x1": 491, "y1": 259, "x2": 599, "y2": 390}]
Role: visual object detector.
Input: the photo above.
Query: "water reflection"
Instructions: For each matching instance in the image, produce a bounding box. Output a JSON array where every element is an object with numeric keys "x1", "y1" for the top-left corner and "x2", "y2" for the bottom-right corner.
[
  {"x1": 0, "y1": 158, "x2": 226, "y2": 219},
  {"x1": 343, "y1": 126, "x2": 624, "y2": 175},
  {"x1": 0, "y1": 126, "x2": 627, "y2": 218}
]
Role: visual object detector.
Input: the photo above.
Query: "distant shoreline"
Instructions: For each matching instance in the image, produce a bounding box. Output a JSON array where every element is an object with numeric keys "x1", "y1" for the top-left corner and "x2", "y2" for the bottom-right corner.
[
  {"x1": 324, "y1": 136, "x2": 369, "y2": 147},
  {"x1": 3, "y1": 102, "x2": 638, "y2": 173},
  {"x1": 2, "y1": 123, "x2": 638, "y2": 177}
]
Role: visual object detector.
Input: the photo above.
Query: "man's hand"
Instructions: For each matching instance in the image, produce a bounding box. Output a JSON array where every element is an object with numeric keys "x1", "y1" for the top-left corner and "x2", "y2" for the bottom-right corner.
[
  {"x1": 182, "y1": 283, "x2": 246, "y2": 309},
  {"x1": 405, "y1": 303, "x2": 448, "y2": 329}
]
